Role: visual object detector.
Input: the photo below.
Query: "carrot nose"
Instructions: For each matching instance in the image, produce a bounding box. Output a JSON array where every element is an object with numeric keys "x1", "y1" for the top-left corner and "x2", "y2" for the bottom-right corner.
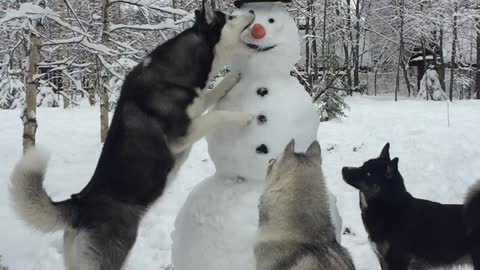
[{"x1": 251, "y1": 23, "x2": 266, "y2": 39}]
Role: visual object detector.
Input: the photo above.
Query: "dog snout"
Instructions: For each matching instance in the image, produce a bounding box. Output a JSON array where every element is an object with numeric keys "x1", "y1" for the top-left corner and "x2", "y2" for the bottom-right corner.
[{"x1": 342, "y1": 167, "x2": 353, "y2": 180}]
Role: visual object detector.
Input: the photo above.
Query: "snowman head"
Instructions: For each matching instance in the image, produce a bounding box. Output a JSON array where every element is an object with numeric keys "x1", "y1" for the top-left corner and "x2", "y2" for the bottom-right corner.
[{"x1": 235, "y1": 2, "x2": 300, "y2": 68}]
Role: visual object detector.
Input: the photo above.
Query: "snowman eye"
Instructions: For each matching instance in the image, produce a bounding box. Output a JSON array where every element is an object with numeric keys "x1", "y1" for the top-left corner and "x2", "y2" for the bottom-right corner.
[{"x1": 268, "y1": 18, "x2": 275, "y2": 23}]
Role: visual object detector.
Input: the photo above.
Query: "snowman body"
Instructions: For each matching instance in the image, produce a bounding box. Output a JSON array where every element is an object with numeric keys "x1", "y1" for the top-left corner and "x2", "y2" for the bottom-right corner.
[{"x1": 171, "y1": 4, "x2": 342, "y2": 270}]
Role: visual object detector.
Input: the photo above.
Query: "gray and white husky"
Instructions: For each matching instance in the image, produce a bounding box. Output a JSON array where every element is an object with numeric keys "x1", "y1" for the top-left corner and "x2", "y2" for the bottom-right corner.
[
  {"x1": 9, "y1": 2, "x2": 256, "y2": 269},
  {"x1": 255, "y1": 139, "x2": 355, "y2": 270}
]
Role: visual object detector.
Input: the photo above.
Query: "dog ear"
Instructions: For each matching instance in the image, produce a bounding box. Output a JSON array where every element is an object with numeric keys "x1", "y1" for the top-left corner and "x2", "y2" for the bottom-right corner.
[
  {"x1": 284, "y1": 139, "x2": 295, "y2": 155},
  {"x1": 306, "y1": 141, "x2": 322, "y2": 163},
  {"x1": 379, "y1": 143, "x2": 390, "y2": 160},
  {"x1": 202, "y1": 0, "x2": 215, "y2": 25},
  {"x1": 386, "y1": 157, "x2": 399, "y2": 178}
]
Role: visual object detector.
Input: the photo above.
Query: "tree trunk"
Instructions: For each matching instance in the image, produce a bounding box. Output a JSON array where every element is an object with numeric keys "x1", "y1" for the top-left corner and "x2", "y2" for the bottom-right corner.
[
  {"x1": 353, "y1": 0, "x2": 361, "y2": 91},
  {"x1": 305, "y1": 3, "x2": 311, "y2": 93},
  {"x1": 438, "y1": 29, "x2": 446, "y2": 91},
  {"x1": 312, "y1": 1, "x2": 318, "y2": 85},
  {"x1": 374, "y1": 67, "x2": 378, "y2": 96},
  {"x1": 346, "y1": 0, "x2": 353, "y2": 95},
  {"x1": 100, "y1": 0, "x2": 110, "y2": 142},
  {"x1": 395, "y1": 50, "x2": 401, "y2": 102},
  {"x1": 398, "y1": 0, "x2": 411, "y2": 97},
  {"x1": 59, "y1": 0, "x2": 70, "y2": 109},
  {"x1": 23, "y1": 0, "x2": 45, "y2": 152},
  {"x1": 476, "y1": 2, "x2": 480, "y2": 99},
  {"x1": 449, "y1": 2, "x2": 458, "y2": 102}
]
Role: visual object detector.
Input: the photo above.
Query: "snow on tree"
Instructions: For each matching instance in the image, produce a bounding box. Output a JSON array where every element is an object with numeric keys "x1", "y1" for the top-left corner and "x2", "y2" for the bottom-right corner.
[
  {"x1": 313, "y1": 75, "x2": 350, "y2": 121},
  {"x1": 0, "y1": 70, "x2": 25, "y2": 109},
  {"x1": 36, "y1": 80, "x2": 59, "y2": 107},
  {"x1": 416, "y1": 66, "x2": 447, "y2": 101}
]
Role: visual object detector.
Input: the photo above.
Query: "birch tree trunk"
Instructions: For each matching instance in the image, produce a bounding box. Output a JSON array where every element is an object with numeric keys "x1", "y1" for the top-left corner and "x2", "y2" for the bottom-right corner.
[
  {"x1": 59, "y1": 0, "x2": 70, "y2": 109},
  {"x1": 100, "y1": 0, "x2": 110, "y2": 142},
  {"x1": 449, "y1": 2, "x2": 458, "y2": 102},
  {"x1": 22, "y1": 0, "x2": 45, "y2": 152}
]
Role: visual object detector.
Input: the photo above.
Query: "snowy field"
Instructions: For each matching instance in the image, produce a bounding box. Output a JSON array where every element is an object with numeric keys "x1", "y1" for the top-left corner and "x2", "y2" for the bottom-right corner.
[{"x1": 1, "y1": 95, "x2": 479, "y2": 270}]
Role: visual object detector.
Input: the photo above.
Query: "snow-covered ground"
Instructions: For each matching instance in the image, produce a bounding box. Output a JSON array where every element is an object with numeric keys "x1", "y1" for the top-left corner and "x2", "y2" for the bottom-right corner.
[{"x1": 1, "y1": 95, "x2": 479, "y2": 270}]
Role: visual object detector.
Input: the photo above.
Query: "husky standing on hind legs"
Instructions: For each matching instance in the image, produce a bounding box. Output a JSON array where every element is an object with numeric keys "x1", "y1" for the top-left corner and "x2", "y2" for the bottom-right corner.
[
  {"x1": 255, "y1": 139, "x2": 355, "y2": 270},
  {"x1": 9, "y1": 2, "x2": 257, "y2": 269}
]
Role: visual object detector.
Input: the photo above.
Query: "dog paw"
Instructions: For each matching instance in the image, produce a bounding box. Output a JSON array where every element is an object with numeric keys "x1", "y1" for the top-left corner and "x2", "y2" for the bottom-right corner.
[
  {"x1": 222, "y1": 72, "x2": 241, "y2": 88},
  {"x1": 244, "y1": 114, "x2": 256, "y2": 125}
]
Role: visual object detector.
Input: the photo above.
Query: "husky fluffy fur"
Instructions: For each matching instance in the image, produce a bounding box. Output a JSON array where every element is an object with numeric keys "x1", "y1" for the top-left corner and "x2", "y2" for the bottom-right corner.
[
  {"x1": 255, "y1": 140, "x2": 356, "y2": 270},
  {"x1": 342, "y1": 143, "x2": 480, "y2": 270},
  {"x1": 10, "y1": 3, "x2": 256, "y2": 270}
]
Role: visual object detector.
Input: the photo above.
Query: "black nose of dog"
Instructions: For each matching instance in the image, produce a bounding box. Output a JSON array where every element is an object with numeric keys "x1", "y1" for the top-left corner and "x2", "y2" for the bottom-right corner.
[{"x1": 341, "y1": 167, "x2": 349, "y2": 179}]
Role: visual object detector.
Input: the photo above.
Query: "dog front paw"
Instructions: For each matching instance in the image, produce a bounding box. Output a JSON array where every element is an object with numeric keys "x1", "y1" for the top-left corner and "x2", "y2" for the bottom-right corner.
[
  {"x1": 222, "y1": 72, "x2": 241, "y2": 90},
  {"x1": 242, "y1": 113, "x2": 256, "y2": 126}
]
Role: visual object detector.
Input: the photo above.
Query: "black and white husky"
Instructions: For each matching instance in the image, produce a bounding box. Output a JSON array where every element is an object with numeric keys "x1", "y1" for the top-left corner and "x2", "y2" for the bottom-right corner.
[
  {"x1": 342, "y1": 143, "x2": 480, "y2": 270},
  {"x1": 9, "y1": 2, "x2": 256, "y2": 269},
  {"x1": 255, "y1": 140, "x2": 356, "y2": 270}
]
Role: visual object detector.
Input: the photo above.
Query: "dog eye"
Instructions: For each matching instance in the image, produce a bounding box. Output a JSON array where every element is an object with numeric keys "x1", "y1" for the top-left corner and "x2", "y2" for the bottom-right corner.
[
  {"x1": 269, "y1": 18, "x2": 275, "y2": 23},
  {"x1": 227, "y1": 15, "x2": 236, "y2": 20}
]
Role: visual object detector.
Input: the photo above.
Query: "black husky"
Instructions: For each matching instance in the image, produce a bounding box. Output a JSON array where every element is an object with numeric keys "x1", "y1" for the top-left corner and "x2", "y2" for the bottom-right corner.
[
  {"x1": 10, "y1": 2, "x2": 256, "y2": 269},
  {"x1": 342, "y1": 143, "x2": 480, "y2": 270}
]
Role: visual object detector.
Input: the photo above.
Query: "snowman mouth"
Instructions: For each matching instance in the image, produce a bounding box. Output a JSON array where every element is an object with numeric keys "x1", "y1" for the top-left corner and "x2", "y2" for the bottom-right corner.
[{"x1": 245, "y1": 43, "x2": 277, "y2": 52}]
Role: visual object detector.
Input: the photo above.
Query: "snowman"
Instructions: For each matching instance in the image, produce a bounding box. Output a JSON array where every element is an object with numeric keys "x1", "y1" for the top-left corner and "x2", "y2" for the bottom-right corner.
[{"x1": 171, "y1": 1, "x2": 342, "y2": 270}]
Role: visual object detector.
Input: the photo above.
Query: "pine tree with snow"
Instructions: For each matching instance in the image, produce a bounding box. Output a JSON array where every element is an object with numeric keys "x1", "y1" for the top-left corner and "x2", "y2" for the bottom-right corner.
[
  {"x1": 316, "y1": 87, "x2": 350, "y2": 122},
  {"x1": 417, "y1": 65, "x2": 447, "y2": 101},
  {"x1": 0, "y1": 70, "x2": 25, "y2": 109},
  {"x1": 36, "y1": 80, "x2": 59, "y2": 107},
  {"x1": 313, "y1": 75, "x2": 350, "y2": 122}
]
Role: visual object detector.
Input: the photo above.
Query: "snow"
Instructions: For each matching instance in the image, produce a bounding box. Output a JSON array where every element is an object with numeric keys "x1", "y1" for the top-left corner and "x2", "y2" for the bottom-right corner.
[
  {"x1": 110, "y1": 20, "x2": 178, "y2": 32},
  {"x1": 410, "y1": 55, "x2": 435, "y2": 62},
  {"x1": 0, "y1": 96, "x2": 480, "y2": 269}
]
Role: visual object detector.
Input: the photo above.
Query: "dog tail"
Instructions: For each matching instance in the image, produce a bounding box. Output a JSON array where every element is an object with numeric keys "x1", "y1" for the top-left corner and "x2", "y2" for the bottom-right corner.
[
  {"x1": 464, "y1": 179, "x2": 480, "y2": 236},
  {"x1": 10, "y1": 148, "x2": 76, "y2": 233}
]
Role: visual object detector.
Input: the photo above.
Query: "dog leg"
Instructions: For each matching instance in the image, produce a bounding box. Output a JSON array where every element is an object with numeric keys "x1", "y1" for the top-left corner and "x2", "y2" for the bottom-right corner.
[
  {"x1": 170, "y1": 110, "x2": 254, "y2": 154},
  {"x1": 378, "y1": 257, "x2": 389, "y2": 270},
  {"x1": 203, "y1": 72, "x2": 240, "y2": 108},
  {"x1": 471, "y1": 245, "x2": 480, "y2": 270},
  {"x1": 384, "y1": 249, "x2": 409, "y2": 270}
]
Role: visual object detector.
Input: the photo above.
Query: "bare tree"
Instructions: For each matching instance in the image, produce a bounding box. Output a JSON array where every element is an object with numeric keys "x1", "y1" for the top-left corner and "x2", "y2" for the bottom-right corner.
[
  {"x1": 22, "y1": 0, "x2": 46, "y2": 152},
  {"x1": 100, "y1": 0, "x2": 110, "y2": 142},
  {"x1": 476, "y1": 1, "x2": 480, "y2": 99},
  {"x1": 59, "y1": 0, "x2": 70, "y2": 108},
  {"x1": 449, "y1": 1, "x2": 458, "y2": 102}
]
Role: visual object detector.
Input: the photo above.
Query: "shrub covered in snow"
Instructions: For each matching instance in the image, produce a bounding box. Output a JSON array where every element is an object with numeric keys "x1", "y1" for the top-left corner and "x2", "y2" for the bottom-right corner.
[
  {"x1": 36, "y1": 80, "x2": 59, "y2": 107},
  {"x1": 417, "y1": 66, "x2": 447, "y2": 101},
  {"x1": 0, "y1": 70, "x2": 25, "y2": 109}
]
